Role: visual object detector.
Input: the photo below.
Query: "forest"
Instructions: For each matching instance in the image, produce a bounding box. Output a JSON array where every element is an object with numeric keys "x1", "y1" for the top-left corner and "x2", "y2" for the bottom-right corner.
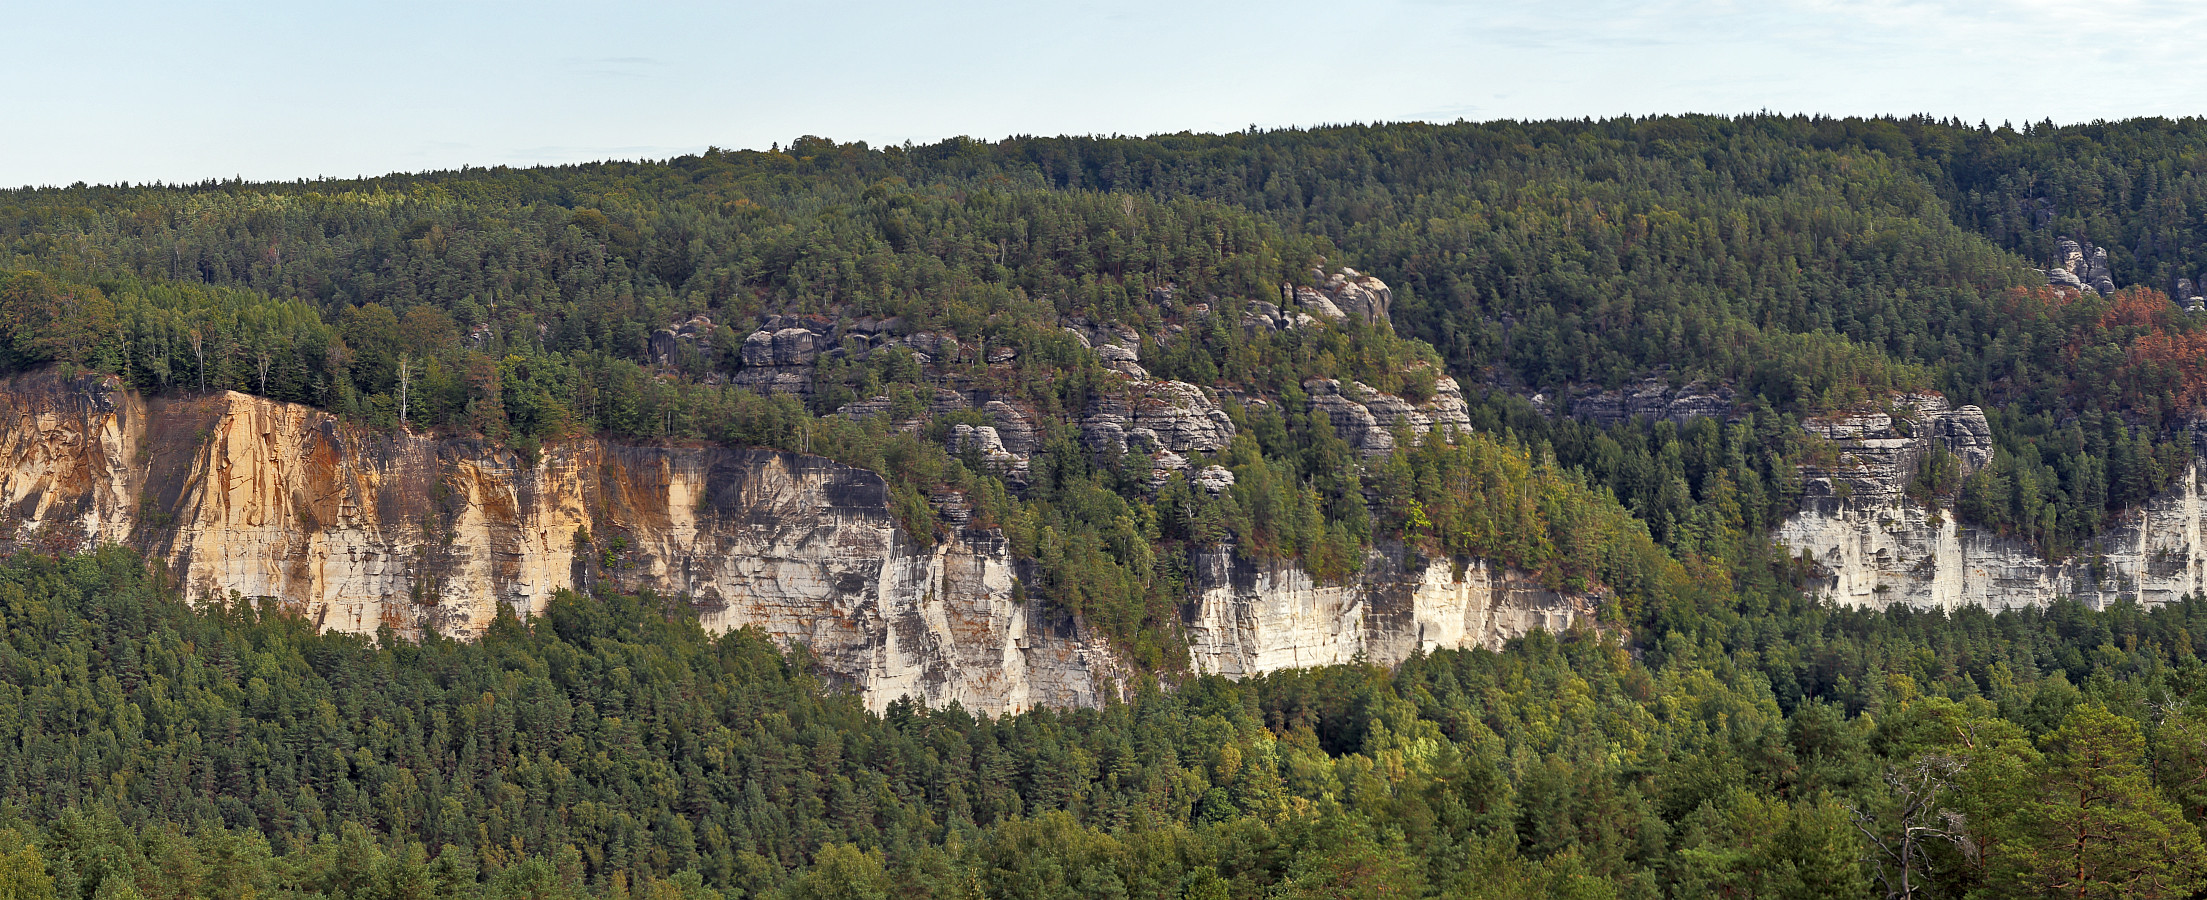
[
  {"x1": 4, "y1": 546, "x2": 2207, "y2": 898},
  {"x1": 9, "y1": 116, "x2": 2207, "y2": 895}
]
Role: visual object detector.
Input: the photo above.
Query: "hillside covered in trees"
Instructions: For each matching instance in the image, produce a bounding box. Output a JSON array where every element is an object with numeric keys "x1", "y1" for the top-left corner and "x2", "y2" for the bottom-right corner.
[
  {"x1": 6, "y1": 547, "x2": 2207, "y2": 899},
  {"x1": 9, "y1": 116, "x2": 2207, "y2": 895}
]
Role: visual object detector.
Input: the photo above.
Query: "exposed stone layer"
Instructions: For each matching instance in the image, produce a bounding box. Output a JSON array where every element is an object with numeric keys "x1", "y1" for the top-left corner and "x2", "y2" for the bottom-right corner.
[
  {"x1": 1185, "y1": 548, "x2": 1591, "y2": 678},
  {"x1": 1776, "y1": 394, "x2": 2207, "y2": 610},
  {"x1": 0, "y1": 370, "x2": 1589, "y2": 713}
]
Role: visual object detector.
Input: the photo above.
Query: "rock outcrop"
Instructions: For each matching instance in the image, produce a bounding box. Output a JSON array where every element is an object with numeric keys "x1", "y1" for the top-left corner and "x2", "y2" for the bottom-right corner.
[
  {"x1": 1558, "y1": 378, "x2": 1735, "y2": 427},
  {"x1": 1185, "y1": 548, "x2": 1590, "y2": 677},
  {"x1": 1288, "y1": 268, "x2": 1392, "y2": 325},
  {"x1": 1081, "y1": 380, "x2": 1236, "y2": 456},
  {"x1": 2042, "y1": 236, "x2": 2116, "y2": 296},
  {"x1": 0, "y1": 370, "x2": 1591, "y2": 714},
  {"x1": 1305, "y1": 375, "x2": 1475, "y2": 456},
  {"x1": 1775, "y1": 394, "x2": 2207, "y2": 610},
  {"x1": 0, "y1": 371, "x2": 1120, "y2": 712}
]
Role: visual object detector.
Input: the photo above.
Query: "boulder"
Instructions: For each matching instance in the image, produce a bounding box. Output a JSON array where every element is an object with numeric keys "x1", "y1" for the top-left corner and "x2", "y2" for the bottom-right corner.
[
  {"x1": 1095, "y1": 343, "x2": 1147, "y2": 378},
  {"x1": 1081, "y1": 380, "x2": 1235, "y2": 455},
  {"x1": 1294, "y1": 286, "x2": 1347, "y2": 321},
  {"x1": 1194, "y1": 466, "x2": 1236, "y2": 495}
]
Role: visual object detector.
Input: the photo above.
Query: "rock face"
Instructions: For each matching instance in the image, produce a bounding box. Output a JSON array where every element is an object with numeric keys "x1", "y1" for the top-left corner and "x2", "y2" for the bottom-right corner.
[
  {"x1": 1185, "y1": 548, "x2": 1590, "y2": 677},
  {"x1": 1775, "y1": 394, "x2": 2207, "y2": 610},
  {"x1": 1557, "y1": 378, "x2": 1735, "y2": 427},
  {"x1": 1305, "y1": 375, "x2": 1475, "y2": 456},
  {"x1": 1288, "y1": 268, "x2": 1392, "y2": 325},
  {"x1": 0, "y1": 370, "x2": 1591, "y2": 713},
  {"x1": 2043, "y1": 236, "x2": 2116, "y2": 296},
  {"x1": 1081, "y1": 380, "x2": 1236, "y2": 455}
]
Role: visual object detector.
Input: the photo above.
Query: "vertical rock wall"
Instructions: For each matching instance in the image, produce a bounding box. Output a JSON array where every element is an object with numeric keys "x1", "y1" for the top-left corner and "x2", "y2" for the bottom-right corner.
[
  {"x1": 1776, "y1": 394, "x2": 2207, "y2": 610},
  {"x1": 1184, "y1": 548, "x2": 1592, "y2": 678},
  {"x1": 0, "y1": 370, "x2": 1590, "y2": 713}
]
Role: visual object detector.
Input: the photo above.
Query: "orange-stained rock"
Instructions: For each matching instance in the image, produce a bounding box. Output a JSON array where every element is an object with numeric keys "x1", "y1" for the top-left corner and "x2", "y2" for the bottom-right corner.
[{"x1": 0, "y1": 369, "x2": 1593, "y2": 713}]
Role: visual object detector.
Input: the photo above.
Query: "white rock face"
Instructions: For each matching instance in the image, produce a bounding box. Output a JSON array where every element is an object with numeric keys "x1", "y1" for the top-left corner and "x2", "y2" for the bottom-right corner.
[
  {"x1": 0, "y1": 370, "x2": 1595, "y2": 714},
  {"x1": 1184, "y1": 548, "x2": 1591, "y2": 677},
  {"x1": 1776, "y1": 394, "x2": 2207, "y2": 610}
]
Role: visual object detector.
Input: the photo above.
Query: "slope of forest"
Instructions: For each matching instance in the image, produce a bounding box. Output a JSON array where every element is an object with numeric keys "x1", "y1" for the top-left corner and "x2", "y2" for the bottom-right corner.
[{"x1": 8, "y1": 116, "x2": 2207, "y2": 896}]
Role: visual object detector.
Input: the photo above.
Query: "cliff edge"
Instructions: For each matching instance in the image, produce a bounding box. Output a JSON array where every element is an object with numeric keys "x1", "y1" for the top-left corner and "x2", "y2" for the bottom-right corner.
[
  {"x1": 1776, "y1": 394, "x2": 2207, "y2": 609},
  {"x1": 0, "y1": 370, "x2": 1588, "y2": 712}
]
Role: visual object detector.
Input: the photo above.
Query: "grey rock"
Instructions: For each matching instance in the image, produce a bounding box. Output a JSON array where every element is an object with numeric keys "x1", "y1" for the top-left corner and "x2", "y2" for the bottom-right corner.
[
  {"x1": 1095, "y1": 343, "x2": 1148, "y2": 378},
  {"x1": 1081, "y1": 380, "x2": 1235, "y2": 455},
  {"x1": 1797, "y1": 394, "x2": 1993, "y2": 503},
  {"x1": 1327, "y1": 269, "x2": 1393, "y2": 325},
  {"x1": 1565, "y1": 378, "x2": 1734, "y2": 427},
  {"x1": 772, "y1": 328, "x2": 820, "y2": 365},
  {"x1": 1150, "y1": 451, "x2": 1191, "y2": 488},
  {"x1": 1243, "y1": 301, "x2": 1286, "y2": 335},
  {"x1": 950, "y1": 424, "x2": 1029, "y2": 481},
  {"x1": 1303, "y1": 371, "x2": 1475, "y2": 455},
  {"x1": 903, "y1": 332, "x2": 958, "y2": 362},
  {"x1": 1194, "y1": 465, "x2": 1236, "y2": 494},
  {"x1": 982, "y1": 401, "x2": 1037, "y2": 456},
  {"x1": 741, "y1": 330, "x2": 777, "y2": 368},
  {"x1": 1083, "y1": 421, "x2": 1128, "y2": 455},
  {"x1": 1776, "y1": 395, "x2": 2207, "y2": 616},
  {"x1": 1295, "y1": 286, "x2": 1347, "y2": 321},
  {"x1": 739, "y1": 327, "x2": 824, "y2": 369}
]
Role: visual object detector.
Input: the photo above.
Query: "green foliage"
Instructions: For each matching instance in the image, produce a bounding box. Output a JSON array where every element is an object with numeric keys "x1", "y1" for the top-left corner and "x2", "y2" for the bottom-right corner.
[
  {"x1": 4, "y1": 546, "x2": 2207, "y2": 895},
  {"x1": 20, "y1": 117, "x2": 2207, "y2": 896}
]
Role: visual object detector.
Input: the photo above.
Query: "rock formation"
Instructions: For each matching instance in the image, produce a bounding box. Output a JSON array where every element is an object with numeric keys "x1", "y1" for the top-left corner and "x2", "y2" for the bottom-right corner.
[
  {"x1": 1558, "y1": 378, "x2": 1735, "y2": 427},
  {"x1": 0, "y1": 369, "x2": 1589, "y2": 714},
  {"x1": 1305, "y1": 375, "x2": 1475, "y2": 456},
  {"x1": 2043, "y1": 236, "x2": 2116, "y2": 296},
  {"x1": 1185, "y1": 549, "x2": 1590, "y2": 677},
  {"x1": 1286, "y1": 268, "x2": 1392, "y2": 325},
  {"x1": 1775, "y1": 394, "x2": 2207, "y2": 610}
]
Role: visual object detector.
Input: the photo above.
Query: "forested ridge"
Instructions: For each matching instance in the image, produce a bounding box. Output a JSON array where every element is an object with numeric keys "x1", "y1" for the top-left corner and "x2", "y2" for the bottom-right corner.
[
  {"x1": 6, "y1": 547, "x2": 2207, "y2": 898},
  {"x1": 9, "y1": 116, "x2": 2207, "y2": 895}
]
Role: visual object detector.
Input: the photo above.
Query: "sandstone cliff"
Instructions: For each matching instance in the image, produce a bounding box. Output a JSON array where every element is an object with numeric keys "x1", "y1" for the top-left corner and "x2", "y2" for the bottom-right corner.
[
  {"x1": 0, "y1": 370, "x2": 1587, "y2": 713},
  {"x1": 1775, "y1": 394, "x2": 2207, "y2": 610},
  {"x1": 1185, "y1": 548, "x2": 1590, "y2": 677}
]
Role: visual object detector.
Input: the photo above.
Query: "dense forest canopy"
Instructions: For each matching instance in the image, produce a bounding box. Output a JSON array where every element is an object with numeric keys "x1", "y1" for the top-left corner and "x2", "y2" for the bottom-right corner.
[
  {"x1": 9, "y1": 115, "x2": 2207, "y2": 567},
  {"x1": 6, "y1": 546, "x2": 2207, "y2": 898},
  {"x1": 11, "y1": 116, "x2": 2207, "y2": 896}
]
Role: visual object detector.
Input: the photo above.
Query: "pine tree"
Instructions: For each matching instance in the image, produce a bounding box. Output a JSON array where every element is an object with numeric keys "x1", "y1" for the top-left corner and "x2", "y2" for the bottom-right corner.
[{"x1": 1991, "y1": 705, "x2": 2207, "y2": 899}]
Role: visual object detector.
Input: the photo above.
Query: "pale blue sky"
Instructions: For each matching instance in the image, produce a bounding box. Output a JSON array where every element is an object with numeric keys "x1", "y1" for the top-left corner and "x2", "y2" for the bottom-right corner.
[{"x1": 7, "y1": 0, "x2": 2206, "y2": 186}]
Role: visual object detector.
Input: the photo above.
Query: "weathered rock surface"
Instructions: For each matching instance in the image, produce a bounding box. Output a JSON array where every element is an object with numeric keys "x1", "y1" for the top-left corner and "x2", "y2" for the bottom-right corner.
[
  {"x1": 1306, "y1": 375, "x2": 1475, "y2": 456},
  {"x1": 650, "y1": 314, "x2": 717, "y2": 367},
  {"x1": 0, "y1": 371, "x2": 1119, "y2": 713},
  {"x1": 1286, "y1": 268, "x2": 1393, "y2": 325},
  {"x1": 2043, "y1": 236, "x2": 2117, "y2": 297},
  {"x1": 1775, "y1": 394, "x2": 2207, "y2": 610},
  {"x1": 0, "y1": 370, "x2": 1593, "y2": 714},
  {"x1": 1185, "y1": 547, "x2": 1592, "y2": 677},
  {"x1": 1081, "y1": 380, "x2": 1236, "y2": 455},
  {"x1": 1559, "y1": 378, "x2": 1735, "y2": 427}
]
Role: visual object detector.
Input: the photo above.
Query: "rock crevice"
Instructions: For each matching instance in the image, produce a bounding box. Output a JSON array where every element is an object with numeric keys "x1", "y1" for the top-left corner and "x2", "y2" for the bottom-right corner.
[{"x1": 0, "y1": 370, "x2": 1590, "y2": 713}]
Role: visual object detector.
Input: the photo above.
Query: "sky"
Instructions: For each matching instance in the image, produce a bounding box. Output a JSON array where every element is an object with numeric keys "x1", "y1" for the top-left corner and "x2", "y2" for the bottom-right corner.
[{"x1": 7, "y1": 0, "x2": 2207, "y2": 187}]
